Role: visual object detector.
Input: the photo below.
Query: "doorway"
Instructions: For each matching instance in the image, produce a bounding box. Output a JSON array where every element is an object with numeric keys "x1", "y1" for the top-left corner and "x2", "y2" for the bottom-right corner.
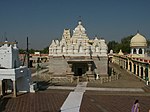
[
  {"x1": 72, "y1": 63, "x2": 88, "y2": 76},
  {"x1": 1, "y1": 79, "x2": 13, "y2": 96},
  {"x1": 78, "y1": 68, "x2": 82, "y2": 76}
]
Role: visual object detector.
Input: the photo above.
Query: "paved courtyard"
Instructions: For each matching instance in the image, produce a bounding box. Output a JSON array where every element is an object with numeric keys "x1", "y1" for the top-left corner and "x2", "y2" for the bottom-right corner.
[
  {"x1": 81, "y1": 91, "x2": 150, "y2": 112},
  {"x1": 0, "y1": 90, "x2": 150, "y2": 112},
  {"x1": 0, "y1": 63, "x2": 150, "y2": 112},
  {"x1": 0, "y1": 90, "x2": 70, "y2": 112}
]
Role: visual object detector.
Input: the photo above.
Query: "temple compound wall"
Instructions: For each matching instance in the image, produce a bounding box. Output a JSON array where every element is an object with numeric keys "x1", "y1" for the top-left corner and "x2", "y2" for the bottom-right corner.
[{"x1": 49, "y1": 21, "x2": 108, "y2": 81}]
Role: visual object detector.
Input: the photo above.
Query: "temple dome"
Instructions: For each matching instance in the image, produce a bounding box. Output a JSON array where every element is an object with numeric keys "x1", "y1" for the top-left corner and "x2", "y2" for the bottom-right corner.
[{"x1": 130, "y1": 33, "x2": 147, "y2": 47}]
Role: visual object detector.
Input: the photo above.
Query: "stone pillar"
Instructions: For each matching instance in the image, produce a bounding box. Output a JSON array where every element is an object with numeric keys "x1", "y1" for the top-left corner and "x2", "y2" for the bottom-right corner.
[
  {"x1": 148, "y1": 66, "x2": 150, "y2": 81},
  {"x1": 132, "y1": 62, "x2": 134, "y2": 73},
  {"x1": 87, "y1": 63, "x2": 93, "y2": 80},
  {"x1": 142, "y1": 48, "x2": 145, "y2": 54},
  {"x1": 139, "y1": 65, "x2": 141, "y2": 77},
  {"x1": 143, "y1": 66, "x2": 146, "y2": 79},
  {"x1": 13, "y1": 80, "x2": 17, "y2": 97},
  {"x1": 68, "y1": 64, "x2": 72, "y2": 72},
  {"x1": 140, "y1": 66, "x2": 144, "y2": 79},
  {"x1": 131, "y1": 48, "x2": 133, "y2": 54},
  {"x1": 127, "y1": 60, "x2": 130, "y2": 71},
  {"x1": 0, "y1": 80, "x2": 3, "y2": 96},
  {"x1": 67, "y1": 64, "x2": 74, "y2": 82},
  {"x1": 88, "y1": 63, "x2": 92, "y2": 72},
  {"x1": 123, "y1": 60, "x2": 125, "y2": 68},
  {"x1": 136, "y1": 48, "x2": 139, "y2": 54}
]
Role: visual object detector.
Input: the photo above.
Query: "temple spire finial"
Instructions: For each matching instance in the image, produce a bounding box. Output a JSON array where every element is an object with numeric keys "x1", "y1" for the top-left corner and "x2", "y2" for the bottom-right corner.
[
  {"x1": 137, "y1": 30, "x2": 139, "y2": 33},
  {"x1": 78, "y1": 16, "x2": 82, "y2": 25}
]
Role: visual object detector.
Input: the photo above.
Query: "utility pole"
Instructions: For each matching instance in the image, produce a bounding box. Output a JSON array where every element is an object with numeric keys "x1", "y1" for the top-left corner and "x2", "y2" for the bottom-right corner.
[{"x1": 27, "y1": 37, "x2": 30, "y2": 68}]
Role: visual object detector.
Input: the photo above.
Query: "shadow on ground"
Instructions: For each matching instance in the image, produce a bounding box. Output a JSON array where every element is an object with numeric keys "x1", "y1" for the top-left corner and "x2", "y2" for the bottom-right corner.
[
  {"x1": 0, "y1": 96, "x2": 11, "y2": 112},
  {"x1": 35, "y1": 80, "x2": 77, "y2": 91},
  {"x1": 35, "y1": 80, "x2": 58, "y2": 91}
]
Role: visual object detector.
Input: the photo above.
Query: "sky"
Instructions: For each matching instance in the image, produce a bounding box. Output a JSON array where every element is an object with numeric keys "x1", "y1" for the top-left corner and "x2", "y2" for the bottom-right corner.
[{"x1": 0, "y1": 0, "x2": 150, "y2": 49}]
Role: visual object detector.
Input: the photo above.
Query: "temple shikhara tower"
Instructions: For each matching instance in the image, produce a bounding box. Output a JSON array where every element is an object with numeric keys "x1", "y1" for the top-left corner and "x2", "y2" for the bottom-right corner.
[{"x1": 49, "y1": 21, "x2": 108, "y2": 81}]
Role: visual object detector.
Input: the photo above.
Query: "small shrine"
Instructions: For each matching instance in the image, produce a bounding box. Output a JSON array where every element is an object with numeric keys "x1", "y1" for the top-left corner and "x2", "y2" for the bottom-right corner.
[{"x1": 0, "y1": 40, "x2": 35, "y2": 97}]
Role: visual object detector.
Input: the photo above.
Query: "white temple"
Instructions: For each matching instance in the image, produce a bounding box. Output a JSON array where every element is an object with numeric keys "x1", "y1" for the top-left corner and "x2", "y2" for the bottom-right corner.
[
  {"x1": 49, "y1": 21, "x2": 107, "y2": 57},
  {"x1": 49, "y1": 21, "x2": 108, "y2": 81},
  {"x1": 0, "y1": 40, "x2": 35, "y2": 97}
]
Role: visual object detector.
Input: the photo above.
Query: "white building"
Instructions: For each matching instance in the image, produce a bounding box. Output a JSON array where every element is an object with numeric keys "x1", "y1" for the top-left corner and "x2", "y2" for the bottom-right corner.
[
  {"x1": 130, "y1": 33, "x2": 147, "y2": 57},
  {"x1": 0, "y1": 40, "x2": 34, "y2": 97},
  {"x1": 111, "y1": 32, "x2": 150, "y2": 82},
  {"x1": 49, "y1": 21, "x2": 108, "y2": 81}
]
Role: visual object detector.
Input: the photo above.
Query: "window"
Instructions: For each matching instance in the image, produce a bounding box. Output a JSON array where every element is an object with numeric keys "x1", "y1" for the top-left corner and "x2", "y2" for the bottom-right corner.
[
  {"x1": 139, "y1": 48, "x2": 142, "y2": 54},
  {"x1": 133, "y1": 48, "x2": 136, "y2": 54}
]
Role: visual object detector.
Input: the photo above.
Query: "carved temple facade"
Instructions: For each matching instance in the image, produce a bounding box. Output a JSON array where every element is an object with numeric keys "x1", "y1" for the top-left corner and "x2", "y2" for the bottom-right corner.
[{"x1": 49, "y1": 21, "x2": 108, "y2": 81}]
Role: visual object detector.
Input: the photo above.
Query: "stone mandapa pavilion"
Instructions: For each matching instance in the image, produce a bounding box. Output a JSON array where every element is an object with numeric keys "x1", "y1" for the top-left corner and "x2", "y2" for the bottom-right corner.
[{"x1": 49, "y1": 21, "x2": 108, "y2": 81}]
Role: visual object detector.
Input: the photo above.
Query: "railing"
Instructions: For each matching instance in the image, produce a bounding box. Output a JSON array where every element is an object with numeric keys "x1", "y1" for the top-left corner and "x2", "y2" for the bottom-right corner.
[{"x1": 99, "y1": 73, "x2": 120, "y2": 84}]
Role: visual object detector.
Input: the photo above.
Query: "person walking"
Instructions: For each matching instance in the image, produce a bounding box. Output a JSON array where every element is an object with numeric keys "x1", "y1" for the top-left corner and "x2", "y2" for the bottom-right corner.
[{"x1": 131, "y1": 100, "x2": 140, "y2": 112}]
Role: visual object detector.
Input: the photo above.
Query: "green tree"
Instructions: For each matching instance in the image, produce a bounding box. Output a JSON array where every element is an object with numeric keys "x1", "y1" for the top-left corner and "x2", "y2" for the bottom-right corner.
[
  {"x1": 147, "y1": 39, "x2": 150, "y2": 54},
  {"x1": 115, "y1": 43, "x2": 122, "y2": 53},
  {"x1": 29, "y1": 49, "x2": 35, "y2": 54},
  {"x1": 120, "y1": 35, "x2": 133, "y2": 54},
  {"x1": 19, "y1": 49, "x2": 25, "y2": 54},
  {"x1": 107, "y1": 35, "x2": 133, "y2": 54},
  {"x1": 107, "y1": 41, "x2": 119, "y2": 53},
  {"x1": 41, "y1": 46, "x2": 49, "y2": 54}
]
